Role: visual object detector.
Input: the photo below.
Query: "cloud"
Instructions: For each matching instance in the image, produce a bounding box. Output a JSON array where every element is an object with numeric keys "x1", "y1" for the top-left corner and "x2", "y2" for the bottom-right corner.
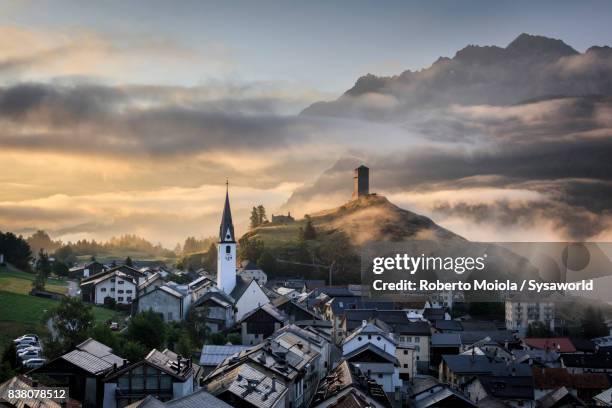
[
  {"x1": 0, "y1": 26, "x2": 231, "y2": 84},
  {"x1": 0, "y1": 182, "x2": 301, "y2": 247},
  {"x1": 285, "y1": 97, "x2": 612, "y2": 241}
]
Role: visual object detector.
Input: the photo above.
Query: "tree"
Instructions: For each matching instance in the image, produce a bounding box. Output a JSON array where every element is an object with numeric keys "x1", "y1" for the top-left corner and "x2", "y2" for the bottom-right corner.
[
  {"x1": 257, "y1": 205, "x2": 267, "y2": 225},
  {"x1": 54, "y1": 245, "x2": 76, "y2": 267},
  {"x1": 209, "y1": 332, "x2": 226, "y2": 345},
  {"x1": 527, "y1": 321, "x2": 553, "y2": 337},
  {"x1": 126, "y1": 311, "x2": 166, "y2": 350},
  {"x1": 238, "y1": 236, "x2": 265, "y2": 262},
  {"x1": 51, "y1": 297, "x2": 94, "y2": 349},
  {"x1": 203, "y1": 243, "x2": 217, "y2": 273},
  {"x1": 27, "y1": 230, "x2": 60, "y2": 255},
  {"x1": 33, "y1": 249, "x2": 51, "y2": 290},
  {"x1": 581, "y1": 307, "x2": 608, "y2": 339},
  {"x1": 250, "y1": 207, "x2": 260, "y2": 229},
  {"x1": 176, "y1": 335, "x2": 193, "y2": 358},
  {"x1": 89, "y1": 323, "x2": 118, "y2": 350},
  {"x1": 125, "y1": 256, "x2": 133, "y2": 267},
  {"x1": 0, "y1": 231, "x2": 32, "y2": 271},
  {"x1": 118, "y1": 340, "x2": 148, "y2": 363},
  {"x1": 227, "y1": 333, "x2": 241, "y2": 345},
  {"x1": 301, "y1": 215, "x2": 317, "y2": 240},
  {"x1": 257, "y1": 251, "x2": 277, "y2": 274},
  {"x1": 1, "y1": 342, "x2": 18, "y2": 370},
  {"x1": 53, "y1": 261, "x2": 70, "y2": 278}
]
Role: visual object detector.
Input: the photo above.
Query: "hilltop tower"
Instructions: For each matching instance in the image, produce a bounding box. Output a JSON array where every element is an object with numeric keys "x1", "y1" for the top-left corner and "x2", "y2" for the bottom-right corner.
[
  {"x1": 352, "y1": 165, "x2": 369, "y2": 200},
  {"x1": 217, "y1": 181, "x2": 237, "y2": 295}
]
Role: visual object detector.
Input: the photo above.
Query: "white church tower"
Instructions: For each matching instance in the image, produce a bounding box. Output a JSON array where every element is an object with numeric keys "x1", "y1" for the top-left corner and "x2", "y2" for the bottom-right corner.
[{"x1": 217, "y1": 182, "x2": 237, "y2": 295}]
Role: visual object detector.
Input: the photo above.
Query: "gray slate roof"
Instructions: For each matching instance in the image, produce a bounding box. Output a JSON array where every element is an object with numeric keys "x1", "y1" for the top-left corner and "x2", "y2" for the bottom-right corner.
[
  {"x1": 200, "y1": 345, "x2": 251, "y2": 366},
  {"x1": 442, "y1": 355, "x2": 532, "y2": 376}
]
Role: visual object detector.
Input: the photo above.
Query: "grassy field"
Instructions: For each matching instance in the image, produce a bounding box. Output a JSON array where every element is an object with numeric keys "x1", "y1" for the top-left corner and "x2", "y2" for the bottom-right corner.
[
  {"x1": 0, "y1": 264, "x2": 68, "y2": 295},
  {"x1": 0, "y1": 264, "x2": 121, "y2": 352}
]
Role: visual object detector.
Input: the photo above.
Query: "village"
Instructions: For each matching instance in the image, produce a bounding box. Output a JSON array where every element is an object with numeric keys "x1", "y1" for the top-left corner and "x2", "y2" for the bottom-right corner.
[{"x1": 2, "y1": 167, "x2": 612, "y2": 408}]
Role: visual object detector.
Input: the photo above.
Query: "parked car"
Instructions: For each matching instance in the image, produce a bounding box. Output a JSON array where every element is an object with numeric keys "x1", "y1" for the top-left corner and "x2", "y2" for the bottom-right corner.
[
  {"x1": 23, "y1": 358, "x2": 46, "y2": 369},
  {"x1": 14, "y1": 334, "x2": 39, "y2": 343},
  {"x1": 16, "y1": 342, "x2": 39, "y2": 351},
  {"x1": 18, "y1": 349, "x2": 41, "y2": 361},
  {"x1": 110, "y1": 322, "x2": 119, "y2": 331},
  {"x1": 15, "y1": 340, "x2": 39, "y2": 349},
  {"x1": 17, "y1": 346, "x2": 42, "y2": 356}
]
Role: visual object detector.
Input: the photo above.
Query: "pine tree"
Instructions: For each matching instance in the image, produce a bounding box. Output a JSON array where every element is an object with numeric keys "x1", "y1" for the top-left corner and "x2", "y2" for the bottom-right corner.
[
  {"x1": 250, "y1": 207, "x2": 260, "y2": 229},
  {"x1": 125, "y1": 256, "x2": 133, "y2": 267},
  {"x1": 257, "y1": 205, "x2": 267, "y2": 225},
  {"x1": 302, "y1": 215, "x2": 317, "y2": 240},
  {"x1": 33, "y1": 249, "x2": 51, "y2": 290}
]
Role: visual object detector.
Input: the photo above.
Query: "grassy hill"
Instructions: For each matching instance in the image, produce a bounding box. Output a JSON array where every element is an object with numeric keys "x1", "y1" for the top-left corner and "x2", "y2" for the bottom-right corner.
[
  {"x1": 240, "y1": 195, "x2": 468, "y2": 283},
  {"x1": 0, "y1": 264, "x2": 119, "y2": 352},
  {"x1": 245, "y1": 194, "x2": 463, "y2": 248}
]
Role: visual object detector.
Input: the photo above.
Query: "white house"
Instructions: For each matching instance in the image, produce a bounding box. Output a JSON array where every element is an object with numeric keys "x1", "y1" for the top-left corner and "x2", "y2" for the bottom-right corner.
[
  {"x1": 81, "y1": 270, "x2": 137, "y2": 305},
  {"x1": 342, "y1": 320, "x2": 401, "y2": 393}
]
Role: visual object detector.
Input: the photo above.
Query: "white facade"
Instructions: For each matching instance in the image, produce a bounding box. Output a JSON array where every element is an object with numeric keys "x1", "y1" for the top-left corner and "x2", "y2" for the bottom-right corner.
[
  {"x1": 217, "y1": 242, "x2": 236, "y2": 295},
  {"x1": 396, "y1": 346, "x2": 416, "y2": 380},
  {"x1": 397, "y1": 334, "x2": 430, "y2": 364},
  {"x1": 343, "y1": 329, "x2": 396, "y2": 357},
  {"x1": 505, "y1": 300, "x2": 555, "y2": 335},
  {"x1": 342, "y1": 323, "x2": 402, "y2": 393},
  {"x1": 94, "y1": 273, "x2": 136, "y2": 305},
  {"x1": 235, "y1": 280, "x2": 270, "y2": 321}
]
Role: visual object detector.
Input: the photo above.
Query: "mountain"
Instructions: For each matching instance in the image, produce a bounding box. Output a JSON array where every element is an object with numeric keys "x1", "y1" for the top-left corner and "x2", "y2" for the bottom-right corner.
[{"x1": 301, "y1": 33, "x2": 612, "y2": 120}]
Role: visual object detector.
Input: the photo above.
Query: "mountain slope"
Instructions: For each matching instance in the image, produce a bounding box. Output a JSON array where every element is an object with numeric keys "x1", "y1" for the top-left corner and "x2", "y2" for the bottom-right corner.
[
  {"x1": 301, "y1": 33, "x2": 612, "y2": 119},
  {"x1": 244, "y1": 194, "x2": 463, "y2": 248}
]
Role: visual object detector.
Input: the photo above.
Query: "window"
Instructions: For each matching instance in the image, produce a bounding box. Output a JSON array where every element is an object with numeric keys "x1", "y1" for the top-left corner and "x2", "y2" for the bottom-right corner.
[
  {"x1": 111, "y1": 288, "x2": 115, "y2": 292},
  {"x1": 118, "y1": 290, "x2": 124, "y2": 294},
  {"x1": 100, "y1": 288, "x2": 107, "y2": 292},
  {"x1": 127, "y1": 297, "x2": 132, "y2": 302},
  {"x1": 406, "y1": 336, "x2": 412, "y2": 342},
  {"x1": 368, "y1": 335, "x2": 372, "y2": 340},
  {"x1": 378, "y1": 374, "x2": 383, "y2": 379},
  {"x1": 357, "y1": 336, "x2": 362, "y2": 341},
  {"x1": 404, "y1": 364, "x2": 408, "y2": 368},
  {"x1": 110, "y1": 278, "x2": 115, "y2": 283},
  {"x1": 118, "y1": 280, "x2": 124, "y2": 285},
  {"x1": 118, "y1": 297, "x2": 124, "y2": 301},
  {"x1": 167, "y1": 312, "x2": 173, "y2": 320},
  {"x1": 126, "y1": 289, "x2": 132, "y2": 294},
  {"x1": 403, "y1": 350, "x2": 408, "y2": 355},
  {"x1": 226, "y1": 245, "x2": 231, "y2": 254},
  {"x1": 414, "y1": 336, "x2": 420, "y2": 342}
]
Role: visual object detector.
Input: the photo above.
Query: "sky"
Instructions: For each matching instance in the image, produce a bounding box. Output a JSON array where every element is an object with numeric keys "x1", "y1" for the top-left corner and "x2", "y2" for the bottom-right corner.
[{"x1": 1, "y1": 0, "x2": 612, "y2": 247}]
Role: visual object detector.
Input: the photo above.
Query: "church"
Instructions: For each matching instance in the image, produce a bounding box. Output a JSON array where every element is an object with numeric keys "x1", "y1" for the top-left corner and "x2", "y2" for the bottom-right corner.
[{"x1": 213, "y1": 184, "x2": 270, "y2": 321}]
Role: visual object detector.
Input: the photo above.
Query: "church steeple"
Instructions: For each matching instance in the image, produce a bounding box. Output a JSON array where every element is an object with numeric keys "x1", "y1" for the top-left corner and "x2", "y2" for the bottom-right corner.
[
  {"x1": 217, "y1": 180, "x2": 237, "y2": 295},
  {"x1": 219, "y1": 180, "x2": 235, "y2": 243}
]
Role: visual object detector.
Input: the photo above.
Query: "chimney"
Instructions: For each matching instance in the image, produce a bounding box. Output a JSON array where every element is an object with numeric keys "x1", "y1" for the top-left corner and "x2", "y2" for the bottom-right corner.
[{"x1": 271, "y1": 376, "x2": 277, "y2": 392}]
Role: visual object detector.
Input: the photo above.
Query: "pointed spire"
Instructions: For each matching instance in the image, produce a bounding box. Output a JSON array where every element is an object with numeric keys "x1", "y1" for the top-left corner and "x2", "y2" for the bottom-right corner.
[{"x1": 219, "y1": 180, "x2": 235, "y2": 243}]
